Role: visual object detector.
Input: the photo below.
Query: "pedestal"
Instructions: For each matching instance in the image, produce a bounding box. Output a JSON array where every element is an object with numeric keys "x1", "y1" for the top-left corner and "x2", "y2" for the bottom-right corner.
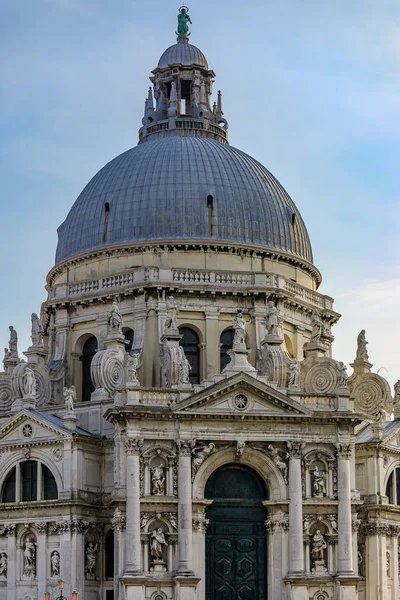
[
  {"x1": 222, "y1": 343, "x2": 256, "y2": 374},
  {"x1": 62, "y1": 412, "x2": 77, "y2": 431},
  {"x1": 312, "y1": 560, "x2": 327, "y2": 574},
  {"x1": 149, "y1": 559, "x2": 167, "y2": 575},
  {"x1": 303, "y1": 342, "x2": 327, "y2": 358}
]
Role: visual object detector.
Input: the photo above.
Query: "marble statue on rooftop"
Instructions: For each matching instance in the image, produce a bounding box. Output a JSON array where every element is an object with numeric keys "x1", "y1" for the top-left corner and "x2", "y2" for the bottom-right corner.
[
  {"x1": 266, "y1": 301, "x2": 278, "y2": 336},
  {"x1": 310, "y1": 310, "x2": 322, "y2": 343},
  {"x1": 179, "y1": 356, "x2": 191, "y2": 384},
  {"x1": 338, "y1": 362, "x2": 348, "y2": 387},
  {"x1": 288, "y1": 360, "x2": 300, "y2": 388},
  {"x1": 394, "y1": 380, "x2": 400, "y2": 403},
  {"x1": 108, "y1": 300, "x2": 123, "y2": 335},
  {"x1": 23, "y1": 368, "x2": 36, "y2": 397},
  {"x1": 31, "y1": 313, "x2": 44, "y2": 347},
  {"x1": 165, "y1": 296, "x2": 178, "y2": 330},
  {"x1": 63, "y1": 386, "x2": 76, "y2": 413},
  {"x1": 232, "y1": 310, "x2": 246, "y2": 345},
  {"x1": 8, "y1": 326, "x2": 18, "y2": 358},
  {"x1": 356, "y1": 329, "x2": 369, "y2": 361},
  {"x1": 176, "y1": 7, "x2": 192, "y2": 38},
  {"x1": 127, "y1": 353, "x2": 140, "y2": 384}
]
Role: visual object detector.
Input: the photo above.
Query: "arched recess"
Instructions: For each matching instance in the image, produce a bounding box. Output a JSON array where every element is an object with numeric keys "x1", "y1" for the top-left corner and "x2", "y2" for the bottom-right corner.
[
  {"x1": 0, "y1": 448, "x2": 63, "y2": 500},
  {"x1": 1, "y1": 459, "x2": 58, "y2": 502},
  {"x1": 220, "y1": 329, "x2": 234, "y2": 372},
  {"x1": 123, "y1": 328, "x2": 134, "y2": 354},
  {"x1": 205, "y1": 464, "x2": 268, "y2": 600},
  {"x1": 179, "y1": 327, "x2": 200, "y2": 384},
  {"x1": 104, "y1": 529, "x2": 114, "y2": 578},
  {"x1": 385, "y1": 464, "x2": 400, "y2": 505},
  {"x1": 82, "y1": 336, "x2": 97, "y2": 402}
]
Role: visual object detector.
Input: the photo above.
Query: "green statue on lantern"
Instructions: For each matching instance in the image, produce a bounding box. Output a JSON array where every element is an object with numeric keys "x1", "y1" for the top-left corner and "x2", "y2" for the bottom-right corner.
[{"x1": 176, "y1": 6, "x2": 192, "y2": 38}]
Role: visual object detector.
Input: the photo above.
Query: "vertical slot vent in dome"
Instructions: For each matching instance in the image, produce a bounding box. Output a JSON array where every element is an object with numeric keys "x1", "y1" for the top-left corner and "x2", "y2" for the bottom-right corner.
[
  {"x1": 103, "y1": 202, "x2": 110, "y2": 243},
  {"x1": 207, "y1": 195, "x2": 214, "y2": 237}
]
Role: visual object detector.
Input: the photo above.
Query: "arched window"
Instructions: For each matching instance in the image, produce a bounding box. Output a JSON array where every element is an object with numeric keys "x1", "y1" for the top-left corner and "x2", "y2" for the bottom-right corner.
[
  {"x1": 1, "y1": 461, "x2": 58, "y2": 502},
  {"x1": 386, "y1": 468, "x2": 400, "y2": 504},
  {"x1": 179, "y1": 327, "x2": 200, "y2": 384},
  {"x1": 82, "y1": 336, "x2": 97, "y2": 402},
  {"x1": 220, "y1": 329, "x2": 234, "y2": 372},
  {"x1": 105, "y1": 530, "x2": 114, "y2": 578},
  {"x1": 123, "y1": 328, "x2": 134, "y2": 354}
]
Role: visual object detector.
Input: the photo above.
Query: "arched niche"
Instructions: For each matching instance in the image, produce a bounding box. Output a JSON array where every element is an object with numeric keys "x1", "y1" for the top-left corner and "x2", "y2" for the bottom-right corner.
[
  {"x1": 179, "y1": 327, "x2": 200, "y2": 384},
  {"x1": 220, "y1": 328, "x2": 234, "y2": 372},
  {"x1": 81, "y1": 335, "x2": 97, "y2": 402}
]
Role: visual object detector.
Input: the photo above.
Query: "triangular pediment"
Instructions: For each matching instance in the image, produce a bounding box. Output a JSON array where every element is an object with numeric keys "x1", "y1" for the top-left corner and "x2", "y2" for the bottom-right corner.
[
  {"x1": 0, "y1": 410, "x2": 73, "y2": 448},
  {"x1": 173, "y1": 373, "x2": 312, "y2": 417}
]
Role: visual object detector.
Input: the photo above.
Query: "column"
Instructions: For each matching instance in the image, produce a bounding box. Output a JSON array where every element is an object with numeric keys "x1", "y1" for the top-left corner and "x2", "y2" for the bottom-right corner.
[
  {"x1": 176, "y1": 440, "x2": 194, "y2": 574},
  {"x1": 287, "y1": 441, "x2": 304, "y2": 573},
  {"x1": 37, "y1": 462, "x2": 42, "y2": 501},
  {"x1": 71, "y1": 522, "x2": 85, "y2": 597},
  {"x1": 36, "y1": 523, "x2": 48, "y2": 600},
  {"x1": 6, "y1": 524, "x2": 17, "y2": 600},
  {"x1": 337, "y1": 443, "x2": 354, "y2": 574},
  {"x1": 111, "y1": 510, "x2": 126, "y2": 600},
  {"x1": 125, "y1": 439, "x2": 143, "y2": 573},
  {"x1": 205, "y1": 308, "x2": 219, "y2": 378},
  {"x1": 392, "y1": 532, "x2": 398, "y2": 600},
  {"x1": 60, "y1": 522, "x2": 73, "y2": 598},
  {"x1": 15, "y1": 462, "x2": 21, "y2": 502},
  {"x1": 365, "y1": 522, "x2": 388, "y2": 600}
]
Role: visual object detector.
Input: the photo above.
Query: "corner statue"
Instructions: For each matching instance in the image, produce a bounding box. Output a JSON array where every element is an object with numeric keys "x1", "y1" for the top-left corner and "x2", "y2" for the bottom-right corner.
[{"x1": 176, "y1": 6, "x2": 192, "y2": 38}]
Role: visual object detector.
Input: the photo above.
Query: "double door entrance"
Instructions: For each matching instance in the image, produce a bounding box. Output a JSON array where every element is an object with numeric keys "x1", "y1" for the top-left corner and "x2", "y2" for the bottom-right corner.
[{"x1": 205, "y1": 464, "x2": 267, "y2": 600}]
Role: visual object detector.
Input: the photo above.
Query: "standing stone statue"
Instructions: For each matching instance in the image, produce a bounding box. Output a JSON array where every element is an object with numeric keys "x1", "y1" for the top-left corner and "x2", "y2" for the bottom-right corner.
[
  {"x1": 0, "y1": 553, "x2": 7, "y2": 577},
  {"x1": 310, "y1": 311, "x2": 322, "y2": 343},
  {"x1": 150, "y1": 528, "x2": 168, "y2": 562},
  {"x1": 192, "y1": 443, "x2": 215, "y2": 480},
  {"x1": 2, "y1": 348, "x2": 11, "y2": 370},
  {"x1": 394, "y1": 380, "x2": 400, "y2": 403},
  {"x1": 23, "y1": 537, "x2": 37, "y2": 576},
  {"x1": 176, "y1": 7, "x2": 192, "y2": 38},
  {"x1": 151, "y1": 465, "x2": 166, "y2": 495},
  {"x1": 356, "y1": 329, "x2": 369, "y2": 361},
  {"x1": 265, "y1": 301, "x2": 278, "y2": 336},
  {"x1": 108, "y1": 300, "x2": 123, "y2": 335},
  {"x1": 50, "y1": 550, "x2": 60, "y2": 577},
  {"x1": 23, "y1": 368, "x2": 36, "y2": 397},
  {"x1": 312, "y1": 466, "x2": 326, "y2": 497},
  {"x1": 8, "y1": 326, "x2": 18, "y2": 358},
  {"x1": 85, "y1": 543, "x2": 98, "y2": 576},
  {"x1": 337, "y1": 362, "x2": 348, "y2": 386},
  {"x1": 31, "y1": 313, "x2": 44, "y2": 347},
  {"x1": 288, "y1": 360, "x2": 300, "y2": 388},
  {"x1": 311, "y1": 530, "x2": 327, "y2": 564},
  {"x1": 164, "y1": 296, "x2": 178, "y2": 330},
  {"x1": 232, "y1": 310, "x2": 246, "y2": 345},
  {"x1": 127, "y1": 353, "x2": 140, "y2": 384},
  {"x1": 63, "y1": 386, "x2": 76, "y2": 413},
  {"x1": 179, "y1": 356, "x2": 191, "y2": 384},
  {"x1": 268, "y1": 445, "x2": 289, "y2": 484}
]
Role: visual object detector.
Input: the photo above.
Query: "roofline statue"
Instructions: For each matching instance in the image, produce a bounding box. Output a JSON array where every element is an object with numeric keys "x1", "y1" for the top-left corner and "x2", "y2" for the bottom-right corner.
[{"x1": 176, "y1": 6, "x2": 192, "y2": 39}]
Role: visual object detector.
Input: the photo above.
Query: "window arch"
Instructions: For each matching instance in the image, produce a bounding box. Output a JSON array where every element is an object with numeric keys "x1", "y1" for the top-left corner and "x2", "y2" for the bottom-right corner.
[
  {"x1": 179, "y1": 327, "x2": 200, "y2": 384},
  {"x1": 82, "y1": 336, "x2": 97, "y2": 402},
  {"x1": 386, "y1": 467, "x2": 400, "y2": 505},
  {"x1": 104, "y1": 530, "x2": 114, "y2": 578},
  {"x1": 1, "y1": 461, "x2": 58, "y2": 503},
  {"x1": 123, "y1": 328, "x2": 134, "y2": 354},
  {"x1": 220, "y1": 329, "x2": 234, "y2": 372}
]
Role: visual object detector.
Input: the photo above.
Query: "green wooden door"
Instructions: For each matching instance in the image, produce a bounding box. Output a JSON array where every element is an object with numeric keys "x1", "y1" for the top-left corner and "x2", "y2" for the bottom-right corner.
[{"x1": 205, "y1": 465, "x2": 267, "y2": 600}]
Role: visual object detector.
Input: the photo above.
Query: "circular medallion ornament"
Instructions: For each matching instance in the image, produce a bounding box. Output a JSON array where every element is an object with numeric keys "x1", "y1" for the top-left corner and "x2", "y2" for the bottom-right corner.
[
  {"x1": 353, "y1": 378, "x2": 384, "y2": 419},
  {"x1": 304, "y1": 363, "x2": 338, "y2": 395},
  {"x1": 0, "y1": 376, "x2": 12, "y2": 411},
  {"x1": 233, "y1": 394, "x2": 248, "y2": 410},
  {"x1": 22, "y1": 424, "x2": 33, "y2": 439}
]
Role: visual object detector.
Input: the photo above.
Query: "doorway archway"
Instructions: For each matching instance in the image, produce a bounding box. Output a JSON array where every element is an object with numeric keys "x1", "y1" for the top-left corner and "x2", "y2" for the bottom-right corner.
[{"x1": 205, "y1": 464, "x2": 268, "y2": 600}]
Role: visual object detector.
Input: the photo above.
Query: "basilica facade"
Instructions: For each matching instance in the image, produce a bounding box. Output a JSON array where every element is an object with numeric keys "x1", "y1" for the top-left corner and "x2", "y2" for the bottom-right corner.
[{"x1": 0, "y1": 9, "x2": 399, "y2": 600}]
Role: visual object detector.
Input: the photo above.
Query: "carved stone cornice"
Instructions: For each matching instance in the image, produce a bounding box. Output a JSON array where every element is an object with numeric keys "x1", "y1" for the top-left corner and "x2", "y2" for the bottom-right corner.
[
  {"x1": 364, "y1": 521, "x2": 391, "y2": 536},
  {"x1": 287, "y1": 441, "x2": 305, "y2": 459},
  {"x1": 124, "y1": 439, "x2": 143, "y2": 456}
]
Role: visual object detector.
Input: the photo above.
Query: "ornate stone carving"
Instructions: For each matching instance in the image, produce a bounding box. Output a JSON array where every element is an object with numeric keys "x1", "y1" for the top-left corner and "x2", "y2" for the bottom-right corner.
[
  {"x1": 30, "y1": 313, "x2": 44, "y2": 348},
  {"x1": 386, "y1": 551, "x2": 390, "y2": 576},
  {"x1": 150, "y1": 528, "x2": 168, "y2": 562},
  {"x1": 287, "y1": 441, "x2": 304, "y2": 459},
  {"x1": 36, "y1": 522, "x2": 48, "y2": 535},
  {"x1": 11, "y1": 363, "x2": 48, "y2": 406},
  {"x1": 8, "y1": 326, "x2": 18, "y2": 359},
  {"x1": 236, "y1": 441, "x2": 245, "y2": 459},
  {"x1": 176, "y1": 440, "x2": 195, "y2": 456},
  {"x1": 336, "y1": 443, "x2": 352, "y2": 459},
  {"x1": 164, "y1": 296, "x2": 178, "y2": 330},
  {"x1": 310, "y1": 311, "x2": 323, "y2": 343},
  {"x1": 0, "y1": 375, "x2": 12, "y2": 411},
  {"x1": 125, "y1": 438, "x2": 143, "y2": 455},
  {"x1": 23, "y1": 368, "x2": 36, "y2": 397},
  {"x1": 328, "y1": 514, "x2": 338, "y2": 532},
  {"x1": 91, "y1": 350, "x2": 125, "y2": 396},
  {"x1": 151, "y1": 465, "x2": 166, "y2": 495},
  {"x1": 179, "y1": 356, "x2": 191, "y2": 384},
  {"x1": 0, "y1": 553, "x2": 7, "y2": 577},
  {"x1": 265, "y1": 301, "x2": 278, "y2": 336},
  {"x1": 126, "y1": 353, "x2": 140, "y2": 385},
  {"x1": 63, "y1": 386, "x2": 76, "y2": 413},
  {"x1": 304, "y1": 361, "x2": 339, "y2": 395},
  {"x1": 364, "y1": 521, "x2": 391, "y2": 536},
  {"x1": 111, "y1": 508, "x2": 126, "y2": 531},
  {"x1": 267, "y1": 445, "x2": 289, "y2": 484},
  {"x1": 192, "y1": 518, "x2": 209, "y2": 533},
  {"x1": 108, "y1": 300, "x2": 123, "y2": 335},
  {"x1": 311, "y1": 530, "x2": 327, "y2": 573},
  {"x1": 164, "y1": 513, "x2": 177, "y2": 531},
  {"x1": 161, "y1": 342, "x2": 186, "y2": 387},
  {"x1": 288, "y1": 360, "x2": 300, "y2": 388},
  {"x1": 312, "y1": 466, "x2": 326, "y2": 498},
  {"x1": 85, "y1": 543, "x2": 98, "y2": 578},
  {"x1": 232, "y1": 310, "x2": 246, "y2": 345},
  {"x1": 191, "y1": 443, "x2": 215, "y2": 481},
  {"x1": 5, "y1": 524, "x2": 16, "y2": 537},
  {"x1": 48, "y1": 522, "x2": 59, "y2": 535},
  {"x1": 23, "y1": 537, "x2": 37, "y2": 577},
  {"x1": 352, "y1": 518, "x2": 361, "y2": 533},
  {"x1": 52, "y1": 447, "x2": 63, "y2": 462},
  {"x1": 50, "y1": 550, "x2": 60, "y2": 577},
  {"x1": 337, "y1": 361, "x2": 348, "y2": 387},
  {"x1": 351, "y1": 374, "x2": 391, "y2": 420},
  {"x1": 356, "y1": 329, "x2": 369, "y2": 361},
  {"x1": 260, "y1": 343, "x2": 288, "y2": 386}
]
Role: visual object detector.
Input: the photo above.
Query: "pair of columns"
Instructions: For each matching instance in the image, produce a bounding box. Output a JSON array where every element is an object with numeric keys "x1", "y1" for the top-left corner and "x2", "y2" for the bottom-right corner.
[
  {"x1": 124, "y1": 439, "x2": 193, "y2": 575},
  {"x1": 287, "y1": 441, "x2": 354, "y2": 575}
]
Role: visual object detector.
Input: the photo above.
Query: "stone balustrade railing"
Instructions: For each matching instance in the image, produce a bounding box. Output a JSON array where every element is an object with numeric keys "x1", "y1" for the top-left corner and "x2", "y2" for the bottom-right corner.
[
  {"x1": 49, "y1": 267, "x2": 333, "y2": 310},
  {"x1": 301, "y1": 396, "x2": 336, "y2": 410}
]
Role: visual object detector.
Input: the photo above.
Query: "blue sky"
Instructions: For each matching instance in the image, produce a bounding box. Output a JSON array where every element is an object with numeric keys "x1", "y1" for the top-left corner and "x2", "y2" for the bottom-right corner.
[{"x1": 1, "y1": 0, "x2": 399, "y2": 386}]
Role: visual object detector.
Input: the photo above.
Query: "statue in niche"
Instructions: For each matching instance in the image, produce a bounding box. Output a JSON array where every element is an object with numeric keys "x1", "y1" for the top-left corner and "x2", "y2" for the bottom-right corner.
[
  {"x1": 23, "y1": 537, "x2": 37, "y2": 576},
  {"x1": 192, "y1": 443, "x2": 215, "y2": 480},
  {"x1": 0, "y1": 553, "x2": 7, "y2": 577},
  {"x1": 268, "y1": 445, "x2": 289, "y2": 484},
  {"x1": 310, "y1": 311, "x2": 322, "y2": 343},
  {"x1": 85, "y1": 542, "x2": 98, "y2": 576},
  {"x1": 337, "y1": 362, "x2": 348, "y2": 386},
  {"x1": 176, "y1": 7, "x2": 192, "y2": 38},
  {"x1": 356, "y1": 329, "x2": 369, "y2": 361},
  {"x1": 151, "y1": 465, "x2": 166, "y2": 495},
  {"x1": 265, "y1": 301, "x2": 278, "y2": 336},
  {"x1": 31, "y1": 313, "x2": 44, "y2": 347},
  {"x1": 288, "y1": 360, "x2": 300, "y2": 388},
  {"x1": 312, "y1": 466, "x2": 326, "y2": 497},
  {"x1": 232, "y1": 310, "x2": 246, "y2": 345},
  {"x1": 50, "y1": 550, "x2": 60, "y2": 577},
  {"x1": 108, "y1": 300, "x2": 122, "y2": 335},
  {"x1": 164, "y1": 296, "x2": 178, "y2": 330},
  {"x1": 23, "y1": 368, "x2": 36, "y2": 397},
  {"x1": 179, "y1": 356, "x2": 191, "y2": 384},
  {"x1": 311, "y1": 530, "x2": 327, "y2": 563},
  {"x1": 63, "y1": 386, "x2": 76, "y2": 413},
  {"x1": 8, "y1": 325, "x2": 18, "y2": 358},
  {"x1": 127, "y1": 353, "x2": 140, "y2": 384},
  {"x1": 150, "y1": 528, "x2": 168, "y2": 562}
]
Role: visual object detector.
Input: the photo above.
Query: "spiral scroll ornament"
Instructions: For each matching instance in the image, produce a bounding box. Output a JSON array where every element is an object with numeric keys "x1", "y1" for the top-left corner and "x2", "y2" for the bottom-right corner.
[
  {"x1": 353, "y1": 377, "x2": 385, "y2": 419},
  {"x1": 0, "y1": 375, "x2": 12, "y2": 411},
  {"x1": 304, "y1": 362, "x2": 338, "y2": 395},
  {"x1": 91, "y1": 350, "x2": 125, "y2": 395}
]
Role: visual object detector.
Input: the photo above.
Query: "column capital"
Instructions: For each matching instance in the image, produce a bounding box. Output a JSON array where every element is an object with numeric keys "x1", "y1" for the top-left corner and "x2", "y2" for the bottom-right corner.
[
  {"x1": 5, "y1": 524, "x2": 17, "y2": 537},
  {"x1": 36, "y1": 522, "x2": 48, "y2": 535},
  {"x1": 336, "y1": 443, "x2": 352, "y2": 459},
  {"x1": 176, "y1": 439, "x2": 195, "y2": 456},
  {"x1": 124, "y1": 438, "x2": 143, "y2": 455},
  {"x1": 287, "y1": 441, "x2": 305, "y2": 458}
]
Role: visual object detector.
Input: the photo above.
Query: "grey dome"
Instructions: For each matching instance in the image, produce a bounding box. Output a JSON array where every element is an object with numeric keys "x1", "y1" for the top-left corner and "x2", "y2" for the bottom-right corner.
[
  {"x1": 56, "y1": 136, "x2": 313, "y2": 264},
  {"x1": 157, "y1": 41, "x2": 208, "y2": 69}
]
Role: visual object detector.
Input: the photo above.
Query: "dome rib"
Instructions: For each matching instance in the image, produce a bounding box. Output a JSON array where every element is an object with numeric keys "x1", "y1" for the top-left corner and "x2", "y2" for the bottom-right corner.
[
  {"x1": 55, "y1": 136, "x2": 313, "y2": 265},
  {"x1": 157, "y1": 41, "x2": 208, "y2": 69}
]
